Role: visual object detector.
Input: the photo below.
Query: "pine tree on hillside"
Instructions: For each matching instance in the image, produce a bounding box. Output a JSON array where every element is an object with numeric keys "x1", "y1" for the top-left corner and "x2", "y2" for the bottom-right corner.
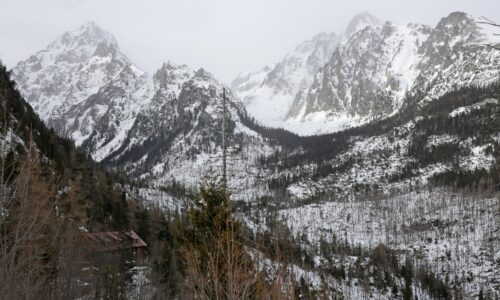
[{"x1": 177, "y1": 176, "x2": 287, "y2": 299}]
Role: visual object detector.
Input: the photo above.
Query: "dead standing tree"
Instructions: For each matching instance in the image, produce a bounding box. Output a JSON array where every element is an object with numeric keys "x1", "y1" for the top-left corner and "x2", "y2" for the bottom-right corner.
[{"x1": 476, "y1": 16, "x2": 500, "y2": 50}]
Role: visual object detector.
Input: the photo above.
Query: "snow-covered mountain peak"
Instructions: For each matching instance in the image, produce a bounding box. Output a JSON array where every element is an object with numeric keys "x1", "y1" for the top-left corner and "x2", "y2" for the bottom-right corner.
[
  {"x1": 75, "y1": 21, "x2": 117, "y2": 45},
  {"x1": 15, "y1": 22, "x2": 122, "y2": 80},
  {"x1": 432, "y1": 11, "x2": 500, "y2": 49},
  {"x1": 439, "y1": 11, "x2": 475, "y2": 27},
  {"x1": 232, "y1": 13, "x2": 390, "y2": 129},
  {"x1": 289, "y1": 10, "x2": 500, "y2": 136},
  {"x1": 11, "y1": 21, "x2": 136, "y2": 141},
  {"x1": 262, "y1": 31, "x2": 340, "y2": 92},
  {"x1": 153, "y1": 61, "x2": 194, "y2": 77},
  {"x1": 190, "y1": 68, "x2": 222, "y2": 90},
  {"x1": 158, "y1": 60, "x2": 188, "y2": 71},
  {"x1": 427, "y1": 12, "x2": 500, "y2": 48},
  {"x1": 153, "y1": 62, "x2": 194, "y2": 95},
  {"x1": 232, "y1": 29, "x2": 340, "y2": 127},
  {"x1": 193, "y1": 67, "x2": 213, "y2": 79},
  {"x1": 51, "y1": 21, "x2": 117, "y2": 54},
  {"x1": 283, "y1": 20, "x2": 435, "y2": 135},
  {"x1": 344, "y1": 11, "x2": 382, "y2": 37},
  {"x1": 432, "y1": 12, "x2": 481, "y2": 45},
  {"x1": 408, "y1": 11, "x2": 500, "y2": 105},
  {"x1": 231, "y1": 11, "x2": 500, "y2": 136},
  {"x1": 231, "y1": 64, "x2": 276, "y2": 94}
]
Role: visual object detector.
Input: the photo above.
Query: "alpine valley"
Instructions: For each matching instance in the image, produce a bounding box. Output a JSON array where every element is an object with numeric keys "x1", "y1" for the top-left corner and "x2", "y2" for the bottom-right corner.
[{"x1": 6, "y1": 10, "x2": 500, "y2": 299}]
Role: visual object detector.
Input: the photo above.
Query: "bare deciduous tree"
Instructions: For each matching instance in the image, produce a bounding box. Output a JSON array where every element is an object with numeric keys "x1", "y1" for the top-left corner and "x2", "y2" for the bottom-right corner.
[{"x1": 0, "y1": 143, "x2": 61, "y2": 298}]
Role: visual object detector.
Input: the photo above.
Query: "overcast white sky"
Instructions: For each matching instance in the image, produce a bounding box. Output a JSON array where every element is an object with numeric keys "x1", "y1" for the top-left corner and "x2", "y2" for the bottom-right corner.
[{"x1": 1, "y1": 0, "x2": 499, "y2": 83}]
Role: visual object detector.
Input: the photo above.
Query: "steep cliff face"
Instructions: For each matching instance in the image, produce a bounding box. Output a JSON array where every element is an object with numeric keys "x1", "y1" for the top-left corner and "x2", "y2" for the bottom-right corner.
[
  {"x1": 411, "y1": 12, "x2": 500, "y2": 103},
  {"x1": 286, "y1": 12, "x2": 500, "y2": 135},
  {"x1": 101, "y1": 67, "x2": 275, "y2": 199},
  {"x1": 12, "y1": 22, "x2": 135, "y2": 141},
  {"x1": 295, "y1": 22, "x2": 431, "y2": 121}
]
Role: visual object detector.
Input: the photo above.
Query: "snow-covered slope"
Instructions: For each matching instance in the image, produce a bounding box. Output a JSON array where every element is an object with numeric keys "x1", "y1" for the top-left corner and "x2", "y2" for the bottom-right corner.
[
  {"x1": 12, "y1": 22, "x2": 137, "y2": 143},
  {"x1": 78, "y1": 64, "x2": 154, "y2": 160},
  {"x1": 241, "y1": 82, "x2": 500, "y2": 298},
  {"x1": 231, "y1": 12, "x2": 381, "y2": 130},
  {"x1": 287, "y1": 22, "x2": 431, "y2": 134},
  {"x1": 274, "y1": 191, "x2": 500, "y2": 298},
  {"x1": 231, "y1": 32, "x2": 341, "y2": 127},
  {"x1": 272, "y1": 86, "x2": 500, "y2": 202},
  {"x1": 103, "y1": 67, "x2": 275, "y2": 199}
]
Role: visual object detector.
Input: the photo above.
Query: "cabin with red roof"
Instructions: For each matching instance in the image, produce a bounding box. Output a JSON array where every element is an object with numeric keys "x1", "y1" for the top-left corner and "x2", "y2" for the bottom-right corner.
[{"x1": 80, "y1": 230, "x2": 147, "y2": 264}]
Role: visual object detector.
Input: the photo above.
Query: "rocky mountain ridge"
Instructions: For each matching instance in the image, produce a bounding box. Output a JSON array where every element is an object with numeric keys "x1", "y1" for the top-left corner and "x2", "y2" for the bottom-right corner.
[
  {"x1": 233, "y1": 12, "x2": 500, "y2": 136},
  {"x1": 12, "y1": 23, "x2": 277, "y2": 199}
]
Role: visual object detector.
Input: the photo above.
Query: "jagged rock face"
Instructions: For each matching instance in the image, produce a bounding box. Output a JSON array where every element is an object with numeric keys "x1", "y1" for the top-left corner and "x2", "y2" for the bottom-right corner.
[
  {"x1": 13, "y1": 22, "x2": 146, "y2": 156},
  {"x1": 411, "y1": 12, "x2": 500, "y2": 103},
  {"x1": 290, "y1": 12, "x2": 500, "y2": 134},
  {"x1": 233, "y1": 12, "x2": 500, "y2": 136},
  {"x1": 231, "y1": 32, "x2": 340, "y2": 126},
  {"x1": 153, "y1": 62, "x2": 194, "y2": 96},
  {"x1": 299, "y1": 22, "x2": 431, "y2": 119},
  {"x1": 13, "y1": 23, "x2": 130, "y2": 135},
  {"x1": 109, "y1": 68, "x2": 229, "y2": 166},
  {"x1": 78, "y1": 65, "x2": 153, "y2": 160},
  {"x1": 105, "y1": 62, "x2": 196, "y2": 163}
]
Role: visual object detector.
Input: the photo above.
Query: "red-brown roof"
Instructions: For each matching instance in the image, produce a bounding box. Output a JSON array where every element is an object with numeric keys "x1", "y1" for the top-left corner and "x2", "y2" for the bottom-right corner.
[{"x1": 81, "y1": 230, "x2": 147, "y2": 252}]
